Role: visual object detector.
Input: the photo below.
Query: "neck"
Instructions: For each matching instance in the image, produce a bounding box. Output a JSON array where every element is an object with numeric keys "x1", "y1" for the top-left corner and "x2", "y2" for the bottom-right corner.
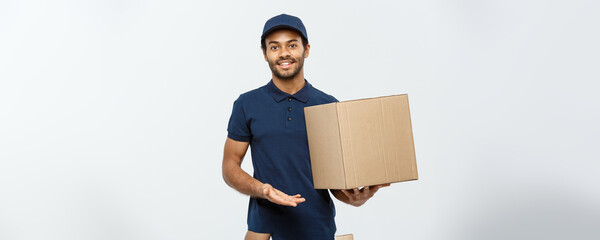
[{"x1": 272, "y1": 71, "x2": 306, "y2": 95}]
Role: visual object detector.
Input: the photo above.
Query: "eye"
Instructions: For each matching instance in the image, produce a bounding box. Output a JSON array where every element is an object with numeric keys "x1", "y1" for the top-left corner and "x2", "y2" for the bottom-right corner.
[
  {"x1": 270, "y1": 46, "x2": 279, "y2": 50},
  {"x1": 290, "y1": 44, "x2": 297, "y2": 48}
]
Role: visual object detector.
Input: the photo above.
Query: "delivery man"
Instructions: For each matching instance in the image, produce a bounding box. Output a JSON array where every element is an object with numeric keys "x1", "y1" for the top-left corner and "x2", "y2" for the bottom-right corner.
[{"x1": 222, "y1": 14, "x2": 389, "y2": 240}]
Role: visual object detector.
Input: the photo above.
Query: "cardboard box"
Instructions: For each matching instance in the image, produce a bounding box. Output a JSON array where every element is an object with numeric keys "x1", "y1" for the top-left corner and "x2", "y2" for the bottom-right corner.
[
  {"x1": 304, "y1": 94, "x2": 418, "y2": 189},
  {"x1": 335, "y1": 234, "x2": 354, "y2": 240}
]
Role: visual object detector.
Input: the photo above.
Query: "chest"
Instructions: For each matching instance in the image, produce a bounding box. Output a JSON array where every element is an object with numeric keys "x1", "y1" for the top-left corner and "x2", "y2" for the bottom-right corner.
[{"x1": 247, "y1": 100, "x2": 308, "y2": 141}]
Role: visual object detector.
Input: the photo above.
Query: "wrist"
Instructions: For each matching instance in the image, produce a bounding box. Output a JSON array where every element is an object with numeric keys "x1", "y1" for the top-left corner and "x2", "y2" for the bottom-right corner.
[{"x1": 256, "y1": 183, "x2": 270, "y2": 198}]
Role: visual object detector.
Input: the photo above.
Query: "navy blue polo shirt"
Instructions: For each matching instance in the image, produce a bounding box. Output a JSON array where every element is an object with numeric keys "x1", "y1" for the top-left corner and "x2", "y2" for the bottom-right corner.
[{"x1": 227, "y1": 80, "x2": 338, "y2": 240}]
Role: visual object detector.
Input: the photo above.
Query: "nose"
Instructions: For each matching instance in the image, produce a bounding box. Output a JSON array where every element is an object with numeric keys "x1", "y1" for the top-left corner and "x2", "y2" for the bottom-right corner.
[{"x1": 279, "y1": 47, "x2": 291, "y2": 59}]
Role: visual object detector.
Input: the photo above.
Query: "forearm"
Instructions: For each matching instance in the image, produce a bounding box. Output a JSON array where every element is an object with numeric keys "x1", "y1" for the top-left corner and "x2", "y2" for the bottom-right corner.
[
  {"x1": 222, "y1": 160, "x2": 265, "y2": 198},
  {"x1": 221, "y1": 138, "x2": 306, "y2": 207}
]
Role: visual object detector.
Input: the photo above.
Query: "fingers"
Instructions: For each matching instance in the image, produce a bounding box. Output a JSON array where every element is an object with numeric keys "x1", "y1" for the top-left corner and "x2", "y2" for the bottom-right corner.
[
  {"x1": 287, "y1": 193, "x2": 306, "y2": 204},
  {"x1": 342, "y1": 188, "x2": 366, "y2": 201},
  {"x1": 292, "y1": 197, "x2": 306, "y2": 204},
  {"x1": 270, "y1": 195, "x2": 299, "y2": 206},
  {"x1": 344, "y1": 184, "x2": 390, "y2": 198},
  {"x1": 341, "y1": 189, "x2": 353, "y2": 199},
  {"x1": 280, "y1": 195, "x2": 305, "y2": 207},
  {"x1": 264, "y1": 186, "x2": 305, "y2": 207},
  {"x1": 362, "y1": 186, "x2": 371, "y2": 196}
]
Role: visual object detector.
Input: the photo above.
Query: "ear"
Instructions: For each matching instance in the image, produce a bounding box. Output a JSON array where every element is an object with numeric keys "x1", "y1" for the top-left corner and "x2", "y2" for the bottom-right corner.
[
  {"x1": 262, "y1": 48, "x2": 268, "y2": 62},
  {"x1": 304, "y1": 44, "x2": 310, "y2": 58}
]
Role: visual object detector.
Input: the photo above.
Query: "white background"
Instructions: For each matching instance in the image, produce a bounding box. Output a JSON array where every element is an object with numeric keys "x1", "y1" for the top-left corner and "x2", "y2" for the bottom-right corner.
[{"x1": 1, "y1": 0, "x2": 599, "y2": 239}]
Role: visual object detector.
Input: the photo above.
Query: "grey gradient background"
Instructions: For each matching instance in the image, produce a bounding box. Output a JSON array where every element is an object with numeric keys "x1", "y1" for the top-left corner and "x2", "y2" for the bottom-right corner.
[{"x1": 1, "y1": 0, "x2": 599, "y2": 239}]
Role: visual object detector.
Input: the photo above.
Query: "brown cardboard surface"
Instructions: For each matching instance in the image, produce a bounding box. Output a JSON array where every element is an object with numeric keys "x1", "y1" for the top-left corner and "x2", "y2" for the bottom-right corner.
[
  {"x1": 305, "y1": 94, "x2": 418, "y2": 189},
  {"x1": 335, "y1": 234, "x2": 354, "y2": 240},
  {"x1": 304, "y1": 102, "x2": 346, "y2": 189}
]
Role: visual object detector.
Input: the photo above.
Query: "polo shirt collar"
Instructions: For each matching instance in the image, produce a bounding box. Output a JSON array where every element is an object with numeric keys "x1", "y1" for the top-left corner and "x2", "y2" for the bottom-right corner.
[{"x1": 267, "y1": 79, "x2": 312, "y2": 103}]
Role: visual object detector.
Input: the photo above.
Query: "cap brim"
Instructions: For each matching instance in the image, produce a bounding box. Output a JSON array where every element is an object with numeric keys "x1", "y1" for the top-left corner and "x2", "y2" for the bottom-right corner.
[{"x1": 261, "y1": 24, "x2": 307, "y2": 40}]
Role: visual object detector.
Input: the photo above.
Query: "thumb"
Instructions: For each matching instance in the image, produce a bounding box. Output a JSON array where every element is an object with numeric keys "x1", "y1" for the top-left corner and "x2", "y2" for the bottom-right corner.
[{"x1": 262, "y1": 185, "x2": 271, "y2": 198}]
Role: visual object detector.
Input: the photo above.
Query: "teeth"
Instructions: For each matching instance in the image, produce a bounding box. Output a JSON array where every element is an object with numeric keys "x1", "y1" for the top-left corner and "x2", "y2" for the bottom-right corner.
[{"x1": 280, "y1": 62, "x2": 290, "y2": 66}]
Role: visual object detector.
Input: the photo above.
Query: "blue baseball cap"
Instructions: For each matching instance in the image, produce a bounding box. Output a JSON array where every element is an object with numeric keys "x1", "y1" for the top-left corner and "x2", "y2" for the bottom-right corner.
[{"x1": 261, "y1": 14, "x2": 308, "y2": 43}]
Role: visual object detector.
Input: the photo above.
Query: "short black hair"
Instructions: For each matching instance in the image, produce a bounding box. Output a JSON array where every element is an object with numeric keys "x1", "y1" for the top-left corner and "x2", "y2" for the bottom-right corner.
[{"x1": 261, "y1": 34, "x2": 308, "y2": 51}]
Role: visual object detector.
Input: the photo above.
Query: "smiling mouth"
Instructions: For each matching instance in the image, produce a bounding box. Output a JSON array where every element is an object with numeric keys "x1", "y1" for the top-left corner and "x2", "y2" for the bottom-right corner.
[{"x1": 278, "y1": 61, "x2": 293, "y2": 69}]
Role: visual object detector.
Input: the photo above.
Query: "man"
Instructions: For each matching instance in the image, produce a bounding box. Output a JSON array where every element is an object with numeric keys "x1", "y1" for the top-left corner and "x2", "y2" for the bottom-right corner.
[{"x1": 222, "y1": 14, "x2": 389, "y2": 240}]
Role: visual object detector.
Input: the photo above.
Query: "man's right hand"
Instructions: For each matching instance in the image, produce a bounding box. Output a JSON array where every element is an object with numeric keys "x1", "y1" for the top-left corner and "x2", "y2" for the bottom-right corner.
[
  {"x1": 261, "y1": 183, "x2": 305, "y2": 207},
  {"x1": 223, "y1": 138, "x2": 305, "y2": 207}
]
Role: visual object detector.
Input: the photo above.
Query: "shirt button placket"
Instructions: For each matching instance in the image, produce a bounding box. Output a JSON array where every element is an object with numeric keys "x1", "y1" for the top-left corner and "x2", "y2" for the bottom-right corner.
[{"x1": 286, "y1": 97, "x2": 294, "y2": 128}]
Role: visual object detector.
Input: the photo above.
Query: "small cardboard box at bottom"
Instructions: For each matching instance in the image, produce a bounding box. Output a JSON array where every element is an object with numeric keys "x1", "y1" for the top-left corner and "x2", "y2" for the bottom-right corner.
[
  {"x1": 335, "y1": 234, "x2": 354, "y2": 240},
  {"x1": 304, "y1": 94, "x2": 418, "y2": 189}
]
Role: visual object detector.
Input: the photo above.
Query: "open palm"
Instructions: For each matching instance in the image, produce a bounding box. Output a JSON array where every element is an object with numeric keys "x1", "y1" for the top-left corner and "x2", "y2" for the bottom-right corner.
[{"x1": 262, "y1": 184, "x2": 306, "y2": 207}]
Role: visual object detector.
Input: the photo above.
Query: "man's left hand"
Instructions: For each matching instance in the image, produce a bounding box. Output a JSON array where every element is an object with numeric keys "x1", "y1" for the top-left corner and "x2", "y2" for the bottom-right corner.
[{"x1": 338, "y1": 184, "x2": 391, "y2": 207}]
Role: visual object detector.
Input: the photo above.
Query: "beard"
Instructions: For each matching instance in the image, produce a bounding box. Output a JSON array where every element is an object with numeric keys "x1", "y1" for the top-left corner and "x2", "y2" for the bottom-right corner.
[{"x1": 267, "y1": 53, "x2": 305, "y2": 80}]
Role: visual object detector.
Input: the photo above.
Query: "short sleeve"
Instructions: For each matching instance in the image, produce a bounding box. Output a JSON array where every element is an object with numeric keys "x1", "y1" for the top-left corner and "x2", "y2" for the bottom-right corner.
[
  {"x1": 329, "y1": 95, "x2": 339, "y2": 103},
  {"x1": 227, "y1": 98, "x2": 252, "y2": 142}
]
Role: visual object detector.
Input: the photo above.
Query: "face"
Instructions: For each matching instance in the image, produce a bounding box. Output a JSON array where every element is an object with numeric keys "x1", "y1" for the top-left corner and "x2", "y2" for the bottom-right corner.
[{"x1": 263, "y1": 29, "x2": 310, "y2": 80}]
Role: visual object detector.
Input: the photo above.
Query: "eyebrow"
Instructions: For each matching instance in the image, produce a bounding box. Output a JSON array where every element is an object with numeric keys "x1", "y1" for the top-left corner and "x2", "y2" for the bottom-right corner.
[{"x1": 268, "y1": 39, "x2": 300, "y2": 45}]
